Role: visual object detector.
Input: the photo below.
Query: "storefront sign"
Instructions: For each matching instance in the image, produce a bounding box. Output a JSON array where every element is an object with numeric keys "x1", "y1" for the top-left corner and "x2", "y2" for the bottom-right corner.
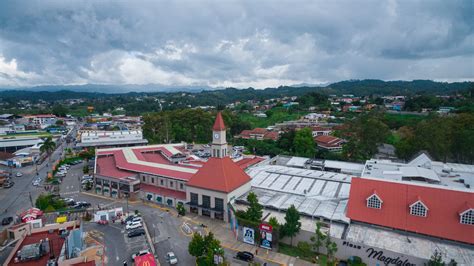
[
  {"x1": 365, "y1": 248, "x2": 416, "y2": 266},
  {"x1": 242, "y1": 227, "x2": 255, "y2": 245}
]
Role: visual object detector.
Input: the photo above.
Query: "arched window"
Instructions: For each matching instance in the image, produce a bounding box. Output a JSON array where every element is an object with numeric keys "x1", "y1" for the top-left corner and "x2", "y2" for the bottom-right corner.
[
  {"x1": 409, "y1": 200, "x2": 428, "y2": 217},
  {"x1": 460, "y1": 209, "x2": 473, "y2": 225},
  {"x1": 366, "y1": 193, "x2": 382, "y2": 209}
]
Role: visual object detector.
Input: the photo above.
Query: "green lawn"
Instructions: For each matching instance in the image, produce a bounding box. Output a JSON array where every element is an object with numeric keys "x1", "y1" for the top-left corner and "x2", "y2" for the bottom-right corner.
[
  {"x1": 383, "y1": 113, "x2": 428, "y2": 129},
  {"x1": 278, "y1": 242, "x2": 328, "y2": 265},
  {"x1": 239, "y1": 108, "x2": 307, "y2": 128}
]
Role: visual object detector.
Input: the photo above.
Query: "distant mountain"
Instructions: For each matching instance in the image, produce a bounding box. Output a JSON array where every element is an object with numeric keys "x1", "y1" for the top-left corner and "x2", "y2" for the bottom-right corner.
[
  {"x1": 0, "y1": 84, "x2": 215, "y2": 94},
  {"x1": 0, "y1": 80, "x2": 471, "y2": 104}
]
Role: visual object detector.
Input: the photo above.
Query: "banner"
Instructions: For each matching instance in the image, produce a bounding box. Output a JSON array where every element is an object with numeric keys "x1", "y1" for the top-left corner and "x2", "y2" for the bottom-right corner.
[
  {"x1": 242, "y1": 227, "x2": 255, "y2": 245},
  {"x1": 259, "y1": 223, "x2": 273, "y2": 250}
]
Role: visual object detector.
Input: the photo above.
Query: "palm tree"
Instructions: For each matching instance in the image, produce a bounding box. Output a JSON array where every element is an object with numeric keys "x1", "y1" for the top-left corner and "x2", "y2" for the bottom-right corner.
[{"x1": 40, "y1": 136, "x2": 56, "y2": 164}]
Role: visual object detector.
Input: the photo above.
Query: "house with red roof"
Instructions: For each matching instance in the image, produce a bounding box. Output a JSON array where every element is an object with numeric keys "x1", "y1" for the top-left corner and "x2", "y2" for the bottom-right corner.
[
  {"x1": 347, "y1": 177, "x2": 474, "y2": 244},
  {"x1": 186, "y1": 112, "x2": 252, "y2": 221},
  {"x1": 314, "y1": 135, "x2": 345, "y2": 152},
  {"x1": 236, "y1": 128, "x2": 280, "y2": 141}
]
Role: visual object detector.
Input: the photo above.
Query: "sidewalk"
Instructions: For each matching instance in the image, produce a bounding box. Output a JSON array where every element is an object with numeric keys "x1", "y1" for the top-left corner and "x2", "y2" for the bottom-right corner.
[{"x1": 184, "y1": 214, "x2": 316, "y2": 266}]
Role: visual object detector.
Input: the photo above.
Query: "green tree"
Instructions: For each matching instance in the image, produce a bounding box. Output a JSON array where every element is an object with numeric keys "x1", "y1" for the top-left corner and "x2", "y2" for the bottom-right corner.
[
  {"x1": 342, "y1": 112, "x2": 390, "y2": 161},
  {"x1": 426, "y1": 250, "x2": 444, "y2": 266},
  {"x1": 282, "y1": 205, "x2": 301, "y2": 246},
  {"x1": 245, "y1": 192, "x2": 263, "y2": 222},
  {"x1": 188, "y1": 233, "x2": 205, "y2": 258},
  {"x1": 55, "y1": 119, "x2": 64, "y2": 126},
  {"x1": 177, "y1": 202, "x2": 186, "y2": 216},
  {"x1": 268, "y1": 216, "x2": 280, "y2": 229},
  {"x1": 325, "y1": 237, "x2": 338, "y2": 264},
  {"x1": 293, "y1": 128, "x2": 315, "y2": 157},
  {"x1": 297, "y1": 241, "x2": 313, "y2": 258},
  {"x1": 40, "y1": 136, "x2": 56, "y2": 164},
  {"x1": 310, "y1": 221, "x2": 326, "y2": 254},
  {"x1": 277, "y1": 130, "x2": 296, "y2": 153},
  {"x1": 52, "y1": 104, "x2": 68, "y2": 117}
]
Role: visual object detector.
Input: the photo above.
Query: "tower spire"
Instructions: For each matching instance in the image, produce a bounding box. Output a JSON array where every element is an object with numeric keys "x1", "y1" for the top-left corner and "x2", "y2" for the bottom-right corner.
[{"x1": 211, "y1": 112, "x2": 227, "y2": 158}]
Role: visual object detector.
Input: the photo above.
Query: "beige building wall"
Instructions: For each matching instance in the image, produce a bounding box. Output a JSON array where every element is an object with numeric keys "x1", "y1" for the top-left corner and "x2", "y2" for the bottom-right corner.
[{"x1": 185, "y1": 181, "x2": 251, "y2": 222}]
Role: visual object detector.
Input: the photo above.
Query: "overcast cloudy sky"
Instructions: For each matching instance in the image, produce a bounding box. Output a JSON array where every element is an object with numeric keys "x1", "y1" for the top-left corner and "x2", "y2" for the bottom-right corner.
[{"x1": 0, "y1": 0, "x2": 472, "y2": 88}]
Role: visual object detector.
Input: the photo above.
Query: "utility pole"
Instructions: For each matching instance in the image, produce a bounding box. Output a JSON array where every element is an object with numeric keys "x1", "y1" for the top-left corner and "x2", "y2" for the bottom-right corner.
[{"x1": 29, "y1": 192, "x2": 33, "y2": 207}]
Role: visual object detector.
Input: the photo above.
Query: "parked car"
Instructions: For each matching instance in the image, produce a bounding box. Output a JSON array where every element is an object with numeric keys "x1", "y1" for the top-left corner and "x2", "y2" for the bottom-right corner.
[
  {"x1": 32, "y1": 180, "x2": 41, "y2": 186},
  {"x1": 3, "y1": 181, "x2": 14, "y2": 188},
  {"x1": 126, "y1": 217, "x2": 143, "y2": 225},
  {"x1": 236, "y1": 251, "x2": 254, "y2": 262},
  {"x1": 131, "y1": 249, "x2": 150, "y2": 261},
  {"x1": 15, "y1": 172, "x2": 23, "y2": 177},
  {"x1": 73, "y1": 201, "x2": 91, "y2": 209},
  {"x1": 63, "y1": 198, "x2": 75, "y2": 206},
  {"x1": 82, "y1": 175, "x2": 92, "y2": 180},
  {"x1": 166, "y1": 252, "x2": 178, "y2": 265},
  {"x1": 126, "y1": 221, "x2": 142, "y2": 230},
  {"x1": 127, "y1": 228, "x2": 145, "y2": 238},
  {"x1": 1, "y1": 217, "x2": 13, "y2": 225},
  {"x1": 124, "y1": 214, "x2": 140, "y2": 223}
]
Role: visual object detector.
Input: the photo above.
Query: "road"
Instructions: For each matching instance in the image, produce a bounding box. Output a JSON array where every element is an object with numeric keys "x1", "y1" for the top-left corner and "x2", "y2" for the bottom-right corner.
[{"x1": 0, "y1": 126, "x2": 76, "y2": 227}]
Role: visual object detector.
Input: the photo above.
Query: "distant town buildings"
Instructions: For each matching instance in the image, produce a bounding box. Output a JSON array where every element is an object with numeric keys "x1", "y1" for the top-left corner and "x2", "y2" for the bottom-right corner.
[
  {"x1": 236, "y1": 128, "x2": 280, "y2": 141},
  {"x1": 314, "y1": 135, "x2": 346, "y2": 152}
]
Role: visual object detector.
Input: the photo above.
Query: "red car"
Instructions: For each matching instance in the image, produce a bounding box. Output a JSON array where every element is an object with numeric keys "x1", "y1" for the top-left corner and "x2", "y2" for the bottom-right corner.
[{"x1": 97, "y1": 220, "x2": 108, "y2": 225}]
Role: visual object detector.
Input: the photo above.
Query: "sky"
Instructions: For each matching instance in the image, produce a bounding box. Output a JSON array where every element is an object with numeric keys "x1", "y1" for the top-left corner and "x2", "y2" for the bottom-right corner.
[{"x1": 0, "y1": 0, "x2": 473, "y2": 88}]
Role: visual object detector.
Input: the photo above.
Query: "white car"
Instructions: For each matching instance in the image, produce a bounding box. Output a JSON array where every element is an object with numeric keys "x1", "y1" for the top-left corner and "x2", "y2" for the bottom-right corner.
[
  {"x1": 126, "y1": 217, "x2": 143, "y2": 225},
  {"x1": 126, "y1": 221, "x2": 142, "y2": 230},
  {"x1": 15, "y1": 172, "x2": 23, "y2": 177},
  {"x1": 32, "y1": 180, "x2": 40, "y2": 186},
  {"x1": 166, "y1": 252, "x2": 178, "y2": 264},
  {"x1": 131, "y1": 249, "x2": 150, "y2": 260}
]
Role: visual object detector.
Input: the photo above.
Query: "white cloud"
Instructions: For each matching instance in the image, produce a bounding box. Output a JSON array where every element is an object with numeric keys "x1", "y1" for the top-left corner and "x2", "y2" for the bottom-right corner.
[
  {"x1": 0, "y1": 55, "x2": 41, "y2": 86},
  {"x1": 0, "y1": 0, "x2": 472, "y2": 88}
]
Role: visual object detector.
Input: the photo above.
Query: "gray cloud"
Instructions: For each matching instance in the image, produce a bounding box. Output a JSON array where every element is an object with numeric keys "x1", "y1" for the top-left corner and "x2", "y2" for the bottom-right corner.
[{"x1": 0, "y1": 0, "x2": 472, "y2": 88}]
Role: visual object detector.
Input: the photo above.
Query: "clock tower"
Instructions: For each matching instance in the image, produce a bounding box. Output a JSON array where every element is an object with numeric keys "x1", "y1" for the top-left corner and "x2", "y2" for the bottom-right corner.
[{"x1": 211, "y1": 112, "x2": 227, "y2": 158}]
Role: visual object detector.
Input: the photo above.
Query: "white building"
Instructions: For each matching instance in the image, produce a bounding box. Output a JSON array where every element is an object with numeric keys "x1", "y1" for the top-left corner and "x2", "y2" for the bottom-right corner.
[{"x1": 78, "y1": 130, "x2": 148, "y2": 148}]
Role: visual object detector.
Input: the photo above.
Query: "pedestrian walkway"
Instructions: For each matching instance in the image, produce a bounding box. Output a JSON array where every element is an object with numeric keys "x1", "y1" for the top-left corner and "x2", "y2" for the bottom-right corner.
[{"x1": 184, "y1": 214, "x2": 316, "y2": 266}]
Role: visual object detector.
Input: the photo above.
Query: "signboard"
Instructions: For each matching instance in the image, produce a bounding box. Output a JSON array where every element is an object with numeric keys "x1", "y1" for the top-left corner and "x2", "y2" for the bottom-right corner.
[
  {"x1": 56, "y1": 216, "x2": 67, "y2": 223},
  {"x1": 134, "y1": 253, "x2": 156, "y2": 266},
  {"x1": 242, "y1": 227, "x2": 255, "y2": 245},
  {"x1": 259, "y1": 223, "x2": 273, "y2": 250}
]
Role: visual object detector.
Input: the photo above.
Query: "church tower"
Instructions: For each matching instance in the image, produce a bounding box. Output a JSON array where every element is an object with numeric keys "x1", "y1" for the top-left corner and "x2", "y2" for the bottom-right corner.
[{"x1": 211, "y1": 112, "x2": 227, "y2": 158}]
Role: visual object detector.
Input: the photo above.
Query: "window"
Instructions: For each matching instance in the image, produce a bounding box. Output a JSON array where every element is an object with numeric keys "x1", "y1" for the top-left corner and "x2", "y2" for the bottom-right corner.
[
  {"x1": 366, "y1": 194, "x2": 382, "y2": 209},
  {"x1": 151, "y1": 177, "x2": 154, "y2": 184},
  {"x1": 160, "y1": 179, "x2": 164, "y2": 186},
  {"x1": 202, "y1": 195, "x2": 211, "y2": 208},
  {"x1": 190, "y1": 193, "x2": 198, "y2": 204},
  {"x1": 460, "y1": 209, "x2": 474, "y2": 225},
  {"x1": 410, "y1": 201, "x2": 428, "y2": 217},
  {"x1": 169, "y1": 181, "x2": 174, "y2": 188},
  {"x1": 215, "y1": 198, "x2": 224, "y2": 211},
  {"x1": 180, "y1": 183, "x2": 184, "y2": 190},
  {"x1": 142, "y1": 176, "x2": 145, "y2": 182}
]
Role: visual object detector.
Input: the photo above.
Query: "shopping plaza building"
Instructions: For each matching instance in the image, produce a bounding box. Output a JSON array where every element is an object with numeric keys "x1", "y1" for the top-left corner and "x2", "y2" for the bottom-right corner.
[
  {"x1": 93, "y1": 113, "x2": 262, "y2": 221},
  {"x1": 94, "y1": 113, "x2": 473, "y2": 264}
]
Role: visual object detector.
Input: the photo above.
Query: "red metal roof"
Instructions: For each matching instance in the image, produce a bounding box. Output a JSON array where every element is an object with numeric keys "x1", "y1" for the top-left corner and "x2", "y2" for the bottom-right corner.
[
  {"x1": 213, "y1": 112, "x2": 226, "y2": 131},
  {"x1": 235, "y1": 157, "x2": 265, "y2": 169},
  {"x1": 97, "y1": 147, "x2": 197, "y2": 180},
  {"x1": 141, "y1": 184, "x2": 186, "y2": 200},
  {"x1": 187, "y1": 157, "x2": 251, "y2": 193},
  {"x1": 96, "y1": 155, "x2": 135, "y2": 179},
  {"x1": 347, "y1": 177, "x2": 474, "y2": 244}
]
